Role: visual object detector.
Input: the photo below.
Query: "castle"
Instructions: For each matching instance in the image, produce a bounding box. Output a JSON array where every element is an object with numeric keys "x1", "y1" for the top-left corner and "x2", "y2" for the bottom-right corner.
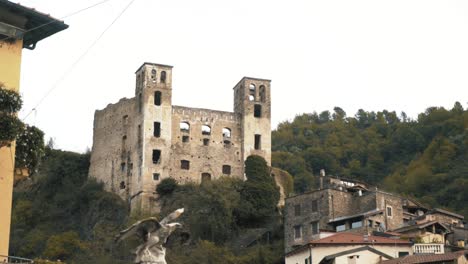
[{"x1": 89, "y1": 62, "x2": 272, "y2": 211}]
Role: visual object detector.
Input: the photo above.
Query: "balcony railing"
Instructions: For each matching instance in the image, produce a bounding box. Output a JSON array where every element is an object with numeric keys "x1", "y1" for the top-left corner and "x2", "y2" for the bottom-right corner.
[
  {"x1": 413, "y1": 243, "x2": 444, "y2": 255},
  {"x1": 0, "y1": 255, "x2": 34, "y2": 263}
]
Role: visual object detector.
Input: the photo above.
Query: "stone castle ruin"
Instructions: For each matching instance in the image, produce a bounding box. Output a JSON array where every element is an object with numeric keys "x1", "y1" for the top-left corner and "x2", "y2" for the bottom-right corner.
[{"x1": 89, "y1": 62, "x2": 272, "y2": 211}]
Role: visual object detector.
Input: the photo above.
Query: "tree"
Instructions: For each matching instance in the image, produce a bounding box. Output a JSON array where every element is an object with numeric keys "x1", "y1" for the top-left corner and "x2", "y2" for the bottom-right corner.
[{"x1": 156, "y1": 178, "x2": 178, "y2": 195}]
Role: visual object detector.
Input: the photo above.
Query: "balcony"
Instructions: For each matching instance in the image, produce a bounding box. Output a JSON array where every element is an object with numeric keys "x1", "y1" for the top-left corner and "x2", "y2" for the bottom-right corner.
[{"x1": 413, "y1": 243, "x2": 444, "y2": 255}]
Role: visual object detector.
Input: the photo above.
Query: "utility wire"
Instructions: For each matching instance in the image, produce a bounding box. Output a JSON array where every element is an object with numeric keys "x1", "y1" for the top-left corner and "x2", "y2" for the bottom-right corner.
[
  {"x1": 22, "y1": 0, "x2": 137, "y2": 120},
  {"x1": 0, "y1": 0, "x2": 115, "y2": 43}
]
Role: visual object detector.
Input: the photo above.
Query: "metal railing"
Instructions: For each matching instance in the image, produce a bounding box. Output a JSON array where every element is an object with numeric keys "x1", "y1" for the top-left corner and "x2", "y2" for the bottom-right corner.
[
  {"x1": 413, "y1": 243, "x2": 444, "y2": 255},
  {"x1": 0, "y1": 255, "x2": 34, "y2": 263}
]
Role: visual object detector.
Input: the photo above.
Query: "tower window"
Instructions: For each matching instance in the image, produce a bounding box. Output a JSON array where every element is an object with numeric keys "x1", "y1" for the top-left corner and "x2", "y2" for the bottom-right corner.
[
  {"x1": 254, "y1": 134, "x2": 261, "y2": 150},
  {"x1": 259, "y1": 85, "x2": 266, "y2": 102},
  {"x1": 249, "y1": 95, "x2": 255, "y2": 101},
  {"x1": 154, "y1": 122, "x2": 161, "y2": 137},
  {"x1": 182, "y1": 135, "x2": 189, "y2": 143},
  {"x1": 151, "y1": 69, "x2": 157, "y2": 82},
  {"x1": 152, "y1": 149, "x2": 161, "y2": 164},
  {"x1": 254, "y1": 104, "x2": 262, "y2": 118},
  {"x1": 120, "y1": 181, "x2": 126, "y2": 190},
  {"x1": 180, "y1": 122, "x2": 190, "y2": 133},
  {"x1": 222, "y1": 127, "x2": 231, "y2": 138},
  {"x1": 201, "y1": 173, "x2": 211, "y2": 182},
  {"x1": 123, "y1": 115, "x2": 129, "y2": 125},
  {"x1": 160, "y1": 71, "x2": 167, "y2": 83},
  {"x1": 154, "y1": 91, "x2": 162, "y2": 106},
  {"x1": 222, "y1": 165, "x2": 231, "y2": 175},
  {"x1": 153, "y1": 173, "x2": 160, "y2": 181},
  {"x1": 203, "y1": 138, "x2": 210, "y2": 146},
  {"x1": 249, "y1": 83, "x2": 256, "y2": 91},
  {"x1": 223, "y1": 140, "x2": 231, "y2": 148},
  {"x1": 181, "y1": 160, "x2": 190, "y2": 170},
  {"x1": 121, "y1": 162, "x2": 126, "y2": 172},
  {"x1": 201, "y1": 125, "x2": 211, "y2": 135}
]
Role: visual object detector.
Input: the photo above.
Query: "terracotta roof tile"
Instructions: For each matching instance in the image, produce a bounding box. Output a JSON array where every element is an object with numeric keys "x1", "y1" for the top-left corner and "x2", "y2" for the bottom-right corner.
[
  {"x1": 381, "y1": 250, "x2": 467, "y2": 264},
  {"x1": 309, "y1": 232, "x2": 411, "y2": 245}
]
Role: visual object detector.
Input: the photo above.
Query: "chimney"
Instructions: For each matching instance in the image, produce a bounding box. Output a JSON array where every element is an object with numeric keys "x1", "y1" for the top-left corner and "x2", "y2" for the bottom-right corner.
[{"x1": 319, "y1": 169, "x2": 325, "y2": 189}]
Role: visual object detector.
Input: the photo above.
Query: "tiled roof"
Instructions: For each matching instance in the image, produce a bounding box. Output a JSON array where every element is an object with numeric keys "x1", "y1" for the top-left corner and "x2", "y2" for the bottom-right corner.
[
  {"x1": 381, "y1": 250, "x2": 467, "y2": 264},
  {"x1": 309, "y1": 232, "x2": 412, "y2": 245}
]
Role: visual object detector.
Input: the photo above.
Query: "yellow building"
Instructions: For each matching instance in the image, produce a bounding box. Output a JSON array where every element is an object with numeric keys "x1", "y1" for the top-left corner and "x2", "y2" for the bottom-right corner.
[{"x1": 0, "y1": 0, "x2": 67, "y2": 260}]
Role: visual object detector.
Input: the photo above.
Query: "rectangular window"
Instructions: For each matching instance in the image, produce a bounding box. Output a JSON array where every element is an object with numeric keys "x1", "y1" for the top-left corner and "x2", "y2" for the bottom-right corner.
[
  {"x1": 154, "y1": 91, "x2": 162, "y2": 106},
  {"x1": 152, "y1": 149, "x2": 161, "y2": 164},
  {"x1": 311, "y1": 200, "x2": 318, "y2": 212},
  {"x1": 398, "y1": 252, "x2": 409, "y2": 258},
  {"x1": 182, "y1": 135, "x2": 189, "y2": 143},
  {"x1": 311, "y1": 221, "x2": 319, "y2": 235},
  {"x1": 181, "y1": 160, "x2": 190, "y2": 170},
  {"x1": 368, "y1": 220, "x2": 373, "y2": 227},
  {"x1": 254, "y1": 104, "x2": 262, "y2": 118},
  {"x1": 294, "y1": 225, "x2": 302, "y2": 240},
  {"x1": 387, "y1": 206, "x2": 393, "y2": 217},
  {"x1": 153, "y1": 173, "x2": 160, "y2": 181},
  {"x1": 351, "y1": 220, "x2": 363, "y2": 229},
  {"x1": 222, "y1": 165, "x2": 231, "y2": 175},
  {"x1": 203, "y1": 138, "x2": 210, "y2": 146},
  {"x1": 336, "y1": 224, "x2": 346, "y2": 232},
  {"x1": 138, "y1": 93, "x2": 142, "y2": 113},
  {"x1": 120, "y1": 162, "x2": 126, "y2": 172},
  {"x1": 294, "y1": 204, "x2": 301, "y2": 216},
  {"x1": 254, "y1": 134, "x2": 261, "y2": 150},
  {"x1": 138, "y1": 125, "x2": 142, "y2": 147},
  {"x1": 154, "y1": 122, "x2": 161, "y2": 137}
]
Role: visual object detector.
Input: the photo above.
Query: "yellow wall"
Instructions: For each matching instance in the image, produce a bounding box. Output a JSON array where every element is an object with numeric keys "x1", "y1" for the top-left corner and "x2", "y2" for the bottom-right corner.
[{"x1": 0, "y1": 38, "x2": 23, "y2": 260}]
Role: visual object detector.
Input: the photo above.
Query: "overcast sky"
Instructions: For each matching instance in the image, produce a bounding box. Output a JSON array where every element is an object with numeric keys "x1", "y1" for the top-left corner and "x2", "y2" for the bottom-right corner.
[{"x1": 16, "y1": 0, "x2": 468, "y2": 153}]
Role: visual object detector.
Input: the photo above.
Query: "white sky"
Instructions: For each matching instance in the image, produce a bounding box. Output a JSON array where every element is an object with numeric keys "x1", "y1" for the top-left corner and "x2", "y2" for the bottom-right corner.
[{"x1": 16, "y1": 0, "x2": 468, "y2": 153}]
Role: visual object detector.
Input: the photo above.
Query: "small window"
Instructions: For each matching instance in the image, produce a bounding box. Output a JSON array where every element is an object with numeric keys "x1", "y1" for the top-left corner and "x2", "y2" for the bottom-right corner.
[
  {"x1": 387, "y1": 206, "x2": 393, "y2": 217},
  {"x1": 180, "y1": 122, "x2": 190, "y2": 133},
  {"x1": 254, "y1": 104, "x2": 262, "y2": 118},
  {"x1": 137, "y1": 125, "x2": 142, "y2": 147},
  {"x1": 222, "y1": 165, "x2": 231, "y2": 175},
  {"x1": 119, "y1": 181, "x2": 126, "y2": 189},
  {"x1": 398, "y1": 252, "x2": 409, "y2": 258},
  {"x1": 201, "y1": 173, "x2": 211, "y2": 182},
  {"x1": 223, "y1": 140, "x2": 231, "y2": 148},
  {"x1": 249, "y1": 94, "x2": 255, "y2": 101},
  {"x1": 123, "y1": 115, "x2": 129, "y2": 125},
  {"x1": 121, "y1": 162, "x2": 126, "y2": 172},
  {"x1": 154, "y1": 122, "x2": 161, "y2": 137},
  {"x1": 368, "y1": 220, "x2": 373, "y2": 227},
  {"x1": 351, "y1": 220, "x2": 362, "y2": 229},
  {"x1": 295, "y1": 204, "x2": 301, "y2": 216},
  {"x1": 182, "y1": 135, "x2": 189, "y2": 143},
  {"x1": 181, "y1": 160, "x2": 190, "y2": 170},
  {"x1": 294, "y1": 225, "x2": 302, "y2": 239},
  {"x1": 254, "y1": 134, "x2": 261, "y2": 150},
  {"x1": 154, "y1": 91, "x2": 162, "y2": 106},
  {"x1": 152, "y1": 149, "x2": 161, "y2": 164},
  {"x1": 336, "y1": 224, "x2": 346, "y2": 232},
  {"x1": 153, "y1": 173, "x2": 160, "y2": 181},
  {"x1": 160, "y1": 71, "x2": 166, "y2": 83},
  {"x1": 222, "y1": 127, "x2": 231, "y2": 138},
  {"x1": 311, "y1": 221, "x2": 319, "y2": 235},
  {"x1": 249, "y1": 83, "x2": 256, "y2": 91},
  {"x1": 311, "y1": 200, "x2": 318, "y2": 212},
  {"x1": 201, "y1": 125, "x2": 211, "y2": 135},
  {"x1": 203, "y1": 138, "x2": 210, "y2": 146},
  {"x1": 151, "y1": 69, "x2": 157, "y2": 82}
]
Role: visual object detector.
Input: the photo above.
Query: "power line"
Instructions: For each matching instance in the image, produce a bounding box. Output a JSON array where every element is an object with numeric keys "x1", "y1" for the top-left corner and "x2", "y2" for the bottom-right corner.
[
  {"x1": 0, "y1": 0, "x2": 115, "y2": 43},
  {"x1": 22, "y1": 0, "x2": 137, "y2": 121}
]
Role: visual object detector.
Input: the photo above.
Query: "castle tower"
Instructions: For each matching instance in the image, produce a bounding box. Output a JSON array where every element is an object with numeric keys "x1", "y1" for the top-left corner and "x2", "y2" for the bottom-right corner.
[
  {"x1": 134, "y1": 62, "x2": 173, "y2": 211},
  {"x1": 234, "y1": 77, "x2": 272, "y2": 165}
]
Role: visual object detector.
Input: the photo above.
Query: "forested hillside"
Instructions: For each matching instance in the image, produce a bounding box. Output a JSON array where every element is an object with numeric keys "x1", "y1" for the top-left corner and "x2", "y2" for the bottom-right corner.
[{"x1": 272, "y1": 102, "x2": 468, "y2": 218}]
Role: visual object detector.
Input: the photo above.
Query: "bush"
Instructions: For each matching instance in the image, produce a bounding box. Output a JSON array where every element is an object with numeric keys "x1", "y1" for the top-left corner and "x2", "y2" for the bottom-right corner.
[
  {"x1": 0, "y1": 86, "x2": 22, "y2": 113},
  {"x1": 0, "y1": 113, "x2": 23, "y2": 144},
  {"x1": 156, "y1": 178, "x2": 178, "y2": 195}
]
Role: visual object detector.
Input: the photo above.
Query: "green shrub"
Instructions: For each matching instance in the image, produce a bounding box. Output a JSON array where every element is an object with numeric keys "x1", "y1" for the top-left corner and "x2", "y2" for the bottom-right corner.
[{"x1": 156, "y1": 178, "x2": 178, "y2": 195}]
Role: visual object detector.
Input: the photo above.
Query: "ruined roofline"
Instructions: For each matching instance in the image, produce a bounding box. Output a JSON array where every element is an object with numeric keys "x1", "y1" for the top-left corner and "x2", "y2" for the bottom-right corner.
[
  {"x1": 232, "y1": 76, "x2": 271, "y2": 89},
  {"x1": 135, "y1": 62, "x2": 173, "y2": 73},
  {"x1": 172, "y1": 105, "x2": 236, "y2": 116},
  {"x1": 95, "y1": 97, "x2": 135, "y2": 113}
]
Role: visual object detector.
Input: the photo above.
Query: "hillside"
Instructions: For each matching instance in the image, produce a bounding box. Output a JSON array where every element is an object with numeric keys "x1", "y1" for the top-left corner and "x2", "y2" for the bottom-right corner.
[{"x1": 272, "y1": 102, "x2": 468, "y2": 218}]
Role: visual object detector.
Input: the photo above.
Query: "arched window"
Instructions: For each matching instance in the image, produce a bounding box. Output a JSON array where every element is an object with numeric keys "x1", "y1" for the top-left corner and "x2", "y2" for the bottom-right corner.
[
  {"x1": 249, "y1": 95, "x2": 255, "y2": 101},
  {"x1": 259, "y1": 85, "x2": 266, "y2": 102},
  {"x1": 222, "y1": 128, "x2": 231, "y2": 138},
  {"x1": 201, "y1": 173, "x2": 211, "y2": 182},
  {"x1": 151, "y1": 69, "x2": 157, "y2": 82},
  {"x1": 180, "y1": 122, "x2": 190, "y2": 133},
  {"x1": 249, "y1": 83, "x2": 256, "y2": 91},
  {"x1": 160, "y1": 71, "x2": 167, "y2": 83},
  {"x1": 249, "y1": 83, "x2": 256, "y2": 101},
  {"x1": 154, "y1": 91, "x2": 162, "y2": 106},
  {"x1": 201, "y1": 125, "x2": 211, "y2": 136}
]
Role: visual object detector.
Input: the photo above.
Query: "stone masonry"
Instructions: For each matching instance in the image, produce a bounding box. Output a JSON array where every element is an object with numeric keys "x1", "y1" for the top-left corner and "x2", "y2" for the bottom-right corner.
[{"x1": 89, "y1": 62, "x2": 272, "y2": 212}]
